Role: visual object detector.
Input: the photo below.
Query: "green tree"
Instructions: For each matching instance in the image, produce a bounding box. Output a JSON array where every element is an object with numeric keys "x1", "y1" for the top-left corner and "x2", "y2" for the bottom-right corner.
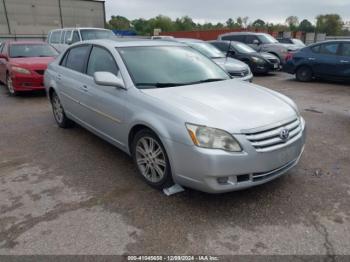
[
  {"x1": 108, "y1": 15, "x2": 131, "y2": 30},
  {"x1": 226, "y1": 18, "x2": 235, "y2": 28},
  {"x1": 252, "y1": 19, "x2": 266, "y2": 28},
  {"x1": 316, "y1": 14, "x2": 343, "y2": 35},
  {"x1": 298, "y1": 19, "x2": 315, "y2": 32},
  {"x1": 132, "y1": 18, "x2": 151, "y2": 35},
  {"x1": 285, "y1": 16, "x2": 299, "y2": 31},
  {"x1": 148, "y1": 15, "x2": 175, "y2": 34},
  {"x1": 175, "y1": 16, "x2": 196, "y2": 31}
]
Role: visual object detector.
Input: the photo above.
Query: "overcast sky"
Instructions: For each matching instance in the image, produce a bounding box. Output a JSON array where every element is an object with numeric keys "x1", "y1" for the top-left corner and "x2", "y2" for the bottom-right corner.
[{"x1": 105, "y1": 0, "x2": 350, "y2": 24}]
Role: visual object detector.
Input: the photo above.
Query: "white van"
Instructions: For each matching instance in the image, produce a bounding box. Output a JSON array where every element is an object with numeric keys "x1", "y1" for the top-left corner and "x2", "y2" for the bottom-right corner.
[{"x1": 47, "y1": 28, "x2": 115, "y2": 53}]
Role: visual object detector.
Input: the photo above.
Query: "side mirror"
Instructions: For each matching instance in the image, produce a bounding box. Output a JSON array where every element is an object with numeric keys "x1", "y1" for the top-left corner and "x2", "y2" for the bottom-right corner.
[
  {"x1": 0, "y1": 54, "x2": 8, "y2": 61},
  {"x1": 66, "y1": 38, "x2": 73, "y2": 45},
  {"x1": 94, "y1": 72, "x2": 125, "y2": 89},
  {"x1": 253, "y1": 39, "x2": 260, "y2": 45}
]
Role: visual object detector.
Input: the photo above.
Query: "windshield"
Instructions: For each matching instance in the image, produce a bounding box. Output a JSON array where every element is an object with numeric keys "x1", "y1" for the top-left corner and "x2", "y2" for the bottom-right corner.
[
  {"x1": 186, "y1": 42, "x2": 226, "y2": 59},
  {"x1": 292, "y1": 39, "x2": 306, "y2": 47},
  {"x1": 233, "y1": 42, "x2": 256, "y2": 53},
  {"x1": 9, "y1": 44, "x2": 58, "y2": 58},
  {"x1": 80, "y1": 29, "x2": 114, "y2": 41},
  {"x1": 118, "y1": 46, "x2": 230, "y2": 89},
  {"x1": 258, "y1": 34, "x2": 279, "y2": 44}
]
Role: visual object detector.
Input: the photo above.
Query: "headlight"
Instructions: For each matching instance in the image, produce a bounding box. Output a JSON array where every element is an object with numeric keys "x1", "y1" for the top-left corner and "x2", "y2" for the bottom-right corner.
[
  {"x1": 186, "y1": 123, "x2": 242, "y2": 152},
  {"x1": 251, "y1": 56, "x2": 265, "y2": 64},
  {"x1": 12, "y1": 66, "x2": 31, "y2": 75}
]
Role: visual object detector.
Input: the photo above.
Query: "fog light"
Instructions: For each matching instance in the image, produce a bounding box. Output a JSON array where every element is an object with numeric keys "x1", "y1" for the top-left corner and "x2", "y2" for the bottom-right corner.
[{"x1": 217, "y1": 177, "x2": 229, "y2": 185}]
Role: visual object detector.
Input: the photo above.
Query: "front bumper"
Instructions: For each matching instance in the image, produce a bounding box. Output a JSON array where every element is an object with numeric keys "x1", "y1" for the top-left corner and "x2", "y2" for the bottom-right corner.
[
  {"x1": 166, "y1": 120, "x2": 306, "y2": 193},
  {"x1": 232, "y1": 72, "x2": 254, "y2": 82},
  {"x1": 10, "y1": 74, "x2": 45, "y2": 91}
]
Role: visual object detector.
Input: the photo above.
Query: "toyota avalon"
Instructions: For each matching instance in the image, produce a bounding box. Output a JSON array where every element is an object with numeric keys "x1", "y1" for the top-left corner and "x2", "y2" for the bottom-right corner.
[{"x1": 44, "y1": 39, "x2": 306, "y2": 193}]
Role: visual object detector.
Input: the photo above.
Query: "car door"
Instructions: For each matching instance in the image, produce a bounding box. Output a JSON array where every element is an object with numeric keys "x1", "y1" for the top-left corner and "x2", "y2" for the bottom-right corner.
[
  {"x1": 56, "y1": 44, "x2": 92, "y2": 124},
  {"x1": 338, "y1": 42, "x2": 350, "y2": 79},
  {"x1": 311, "y1": 42, "x2": 340, "y2": 77},
  {"x1": 83, "y1": 45, "x2": 127, "y2": 147}
]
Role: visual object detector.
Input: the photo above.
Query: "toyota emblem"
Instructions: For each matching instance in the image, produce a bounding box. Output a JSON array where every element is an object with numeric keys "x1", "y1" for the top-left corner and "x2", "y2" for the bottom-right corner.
[{"x1": 280, "y1": 129, "x2": 290, "y2": 141}]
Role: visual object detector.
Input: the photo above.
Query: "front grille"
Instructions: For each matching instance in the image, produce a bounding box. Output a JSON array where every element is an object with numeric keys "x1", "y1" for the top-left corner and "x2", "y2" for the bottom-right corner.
[
  {"x1": 244, "y1": 118, "x2": 302, "y2": 152},
  {"x1": 252, "y1": 159, "x2": 297, "y2": 182},
  {"x1": 230, "y1": 69, "x2": 249, "y2": 78},
  {"x1": 35, "y1": 70, "x2": 45, "y2": 75},
  {"x1": 268, "y1": 58, "x2": 279, "y2": 64}
]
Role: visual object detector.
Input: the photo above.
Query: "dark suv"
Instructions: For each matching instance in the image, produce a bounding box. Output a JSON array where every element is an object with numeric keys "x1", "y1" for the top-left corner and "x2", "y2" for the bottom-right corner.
[
  {"x1": 218, "y1": 32, "x2": 289, "y2": 63},
  {"x1": 284, "y1": 40, "x2": 350, "y2": 82}
]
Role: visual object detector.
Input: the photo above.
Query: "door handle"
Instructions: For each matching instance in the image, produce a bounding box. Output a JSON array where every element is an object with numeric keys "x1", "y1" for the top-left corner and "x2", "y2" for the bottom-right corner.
[
  {"x1": 308, "y1": 58, "x2": 316, "y2": 61},
  {"x1": 340, "y1": 60, "x2": 349, "y2": 63},
  {"x1": 81, "y1": 85, "x2": 89, "y2": 92},
  {"x1": 56, "y1": 74, "x2": 62, "y2": 81}
]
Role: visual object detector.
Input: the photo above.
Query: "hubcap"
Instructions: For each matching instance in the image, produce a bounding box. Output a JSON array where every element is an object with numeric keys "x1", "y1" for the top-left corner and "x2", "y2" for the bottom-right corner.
[
  {"x1": 52, "y1": 95, "x2": 64, "y2": 124},
  {"x1": 7, "y1": 76, "x2": 14, "y2": 94},
  {"x1": 135, "y1": 137, "x2": 166, "y2": 183}
]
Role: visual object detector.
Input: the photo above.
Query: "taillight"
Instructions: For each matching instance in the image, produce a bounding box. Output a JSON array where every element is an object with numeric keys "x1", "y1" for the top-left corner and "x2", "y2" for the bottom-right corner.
[{"x1": 285, "y1": 52, "x2": 293, "y2": 62}]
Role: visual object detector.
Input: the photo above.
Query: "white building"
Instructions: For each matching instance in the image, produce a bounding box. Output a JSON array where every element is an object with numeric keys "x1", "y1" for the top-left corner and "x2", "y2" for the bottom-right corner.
[{"x1": 343, "y1": 21, "x2": 350, "y2": 31}]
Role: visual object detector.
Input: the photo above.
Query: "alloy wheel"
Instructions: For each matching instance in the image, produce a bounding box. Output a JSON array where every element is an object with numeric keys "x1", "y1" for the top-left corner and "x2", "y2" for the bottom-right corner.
[
  {"x1": 6, "y1": 75, "x2": 15, "y2": 95},
  {"x1": 135, "y1": 137, "x2": 167, "y2": 183},
  {"x1": 52, "y1": 94, "x2": 64, "y2": 124}
]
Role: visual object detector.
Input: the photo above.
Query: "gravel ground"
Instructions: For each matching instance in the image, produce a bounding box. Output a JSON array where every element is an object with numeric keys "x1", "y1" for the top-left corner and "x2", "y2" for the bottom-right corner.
[{"x1": 0, "y1": 72, "x2": 349, "y2": 257}]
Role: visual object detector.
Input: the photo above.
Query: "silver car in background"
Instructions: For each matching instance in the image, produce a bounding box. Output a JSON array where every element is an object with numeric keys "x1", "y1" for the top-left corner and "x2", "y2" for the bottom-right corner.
[
  {"x1": 170, "y1": 38, "x2": 253, "y2": 82},
  {"x1": 45, "y1": 39, "x2": 306, "y2": 193}
]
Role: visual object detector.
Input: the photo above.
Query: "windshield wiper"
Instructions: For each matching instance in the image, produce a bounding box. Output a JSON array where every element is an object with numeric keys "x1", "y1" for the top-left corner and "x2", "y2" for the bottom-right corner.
[
  {"x1": 189, "y1": 78, "x2": 227, "y2": 84},
  {"x1": 136, "y1": 83, "x2": 186, "y2": 88}
]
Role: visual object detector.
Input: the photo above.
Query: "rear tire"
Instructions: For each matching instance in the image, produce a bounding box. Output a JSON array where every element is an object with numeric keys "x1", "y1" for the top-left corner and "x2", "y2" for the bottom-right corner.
[
  {"x1": 132, "y1": 129, "x2": 174, "y2": 190},
  {"x1": 50, "y1": 91, "x2": 74, "y2": 128},
  {"x1": 296, "y1": 66, "x2": 313, "y2": 82},
  {"x1": 6, "y1": 74, "x2": 17, "y2": 96}
]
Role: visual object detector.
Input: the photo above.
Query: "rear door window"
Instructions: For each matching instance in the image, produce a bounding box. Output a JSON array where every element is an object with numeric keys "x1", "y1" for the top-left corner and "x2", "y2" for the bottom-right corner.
[
  {"x1": 50, "y1": 31, "x2": 62, "y2": 44},
  {"x1": 64, "y1": 45, "x2": 91, "y2": 73},
  {"x1": 221, "y1": 35, "x2": 245, "y2": 42},
  {"x1": 340, "y1": 43, "x2": 350, "y2": 57},
  {"x1": 320, "y1": 43, "x2": 340, "y2": 55}
]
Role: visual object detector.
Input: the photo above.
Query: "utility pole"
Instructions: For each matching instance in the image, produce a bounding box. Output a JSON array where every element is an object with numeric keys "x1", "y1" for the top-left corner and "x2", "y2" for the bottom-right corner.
[{"x1": 2, "y1": 0, "x2": 11, "y2": 34}]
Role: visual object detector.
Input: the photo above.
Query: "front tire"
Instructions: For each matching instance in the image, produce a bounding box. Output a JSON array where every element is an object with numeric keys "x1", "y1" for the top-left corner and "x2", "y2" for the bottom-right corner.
[
  {"x1": 296, "y1": 66, "x2": 313, "y2": 82},
  {"x1": 6, "y1": 74, "x2": 17, "y2": 96},
  {"x1": 132, "y1": 129, "x2": 174, "y2": 190},
  {"x1": 50, "y1": 91, "x2": 73, "y2": 128}
]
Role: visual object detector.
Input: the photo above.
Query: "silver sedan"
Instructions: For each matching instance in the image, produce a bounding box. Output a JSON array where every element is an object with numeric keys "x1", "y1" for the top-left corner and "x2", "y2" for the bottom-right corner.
[{"x1": 44, "y1": 39, "x2": 306, "y2": 193}]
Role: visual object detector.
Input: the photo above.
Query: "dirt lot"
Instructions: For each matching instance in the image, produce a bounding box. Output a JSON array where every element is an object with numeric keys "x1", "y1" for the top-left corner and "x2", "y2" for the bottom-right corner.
[{"x1": 0, "y1": 72, "x2": 349, "y2": 257}]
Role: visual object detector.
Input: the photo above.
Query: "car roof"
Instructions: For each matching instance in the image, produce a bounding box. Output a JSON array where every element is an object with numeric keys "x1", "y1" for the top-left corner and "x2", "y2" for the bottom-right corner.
[
  {"x1": 49, "y1": 27, "x2": 111, "y2": 32},
  {"x1": 174, "y1": 38, "x2": 204, "y2": 43},
  {"x1": 209, "y1": 40, "x2": 241, "y2": 45},
  {"x1": 220, "y1": 31, "x2": 268, "y2": 36},
  {"x1": 308, "y1": 40, "x2": 350, "y2": 47},
  {"x1": 76, "y1": 39, "x2": 187, "y2": 48}
]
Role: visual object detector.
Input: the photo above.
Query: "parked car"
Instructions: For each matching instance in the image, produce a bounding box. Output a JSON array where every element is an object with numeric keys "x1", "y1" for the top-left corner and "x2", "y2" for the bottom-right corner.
[
  {"x1": 284, "y1": 40, "x2": 350, "y2": 82},
  {"x1": 47, "y1": 27, "x2": 115, "y2": 53},
  {"x1": 173, "y1": 38, "x2": 253, "y2": 81},
  {"x1": 0, "y1": 41, "x2": 58, "y2": 95},
  {"x1": 45, "y1": 39, "x2": 306, "y2": 193},
  {"x1": 208, "y1": 40, "x2": 280, "y2": 74},
  {"x1": 218, "y1": 32, "x2": 289, "y2": 63},
  {"x1": 278, "y1": 38, "x2": 306, "y2": 50}
]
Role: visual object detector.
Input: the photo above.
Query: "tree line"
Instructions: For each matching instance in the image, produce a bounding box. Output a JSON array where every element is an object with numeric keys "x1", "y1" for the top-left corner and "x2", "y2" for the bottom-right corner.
[{"x1": 106, "y1": 14, "x2": 349, "y2": 36}]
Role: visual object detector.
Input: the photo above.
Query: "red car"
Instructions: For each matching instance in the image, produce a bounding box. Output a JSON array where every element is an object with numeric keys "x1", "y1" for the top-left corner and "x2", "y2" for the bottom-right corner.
[{"x1": 0, "y1": 41, "x2": 58, "y2": 95}]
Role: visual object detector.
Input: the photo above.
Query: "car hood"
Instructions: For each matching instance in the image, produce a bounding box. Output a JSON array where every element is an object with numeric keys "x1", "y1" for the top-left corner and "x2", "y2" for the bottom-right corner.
[
  {"x1": 261, "y1": 43, "x2": 288, "y2": 52},
  {"x1": 213, "y1": 57, "x2": 249, "y2": 72},
  {"x1": 142, "y1": 79, "x2": 297, "y2": 133},
  {"x1": 260, "y1": 52, "x2": 279, "y2": 60},
  {"x1": 10, "y1": 57, "x2": 56, "y2": 68},
  {"x1": 280, "y1": 43, "x2": 301, "y2": 51}
]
